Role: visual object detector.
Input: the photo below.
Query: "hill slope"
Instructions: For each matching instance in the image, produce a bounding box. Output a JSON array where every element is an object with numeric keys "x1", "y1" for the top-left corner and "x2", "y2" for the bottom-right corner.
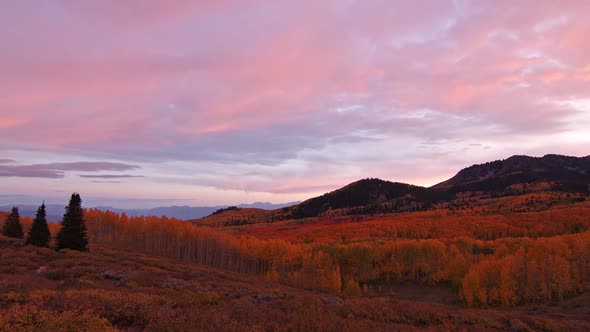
[
  {"x1": 433, "y1": 154, "x2": 590, "y2": 193},
  {"x1": 199, "y1": 154, "x2": 590, "y2": 222},
  {"x1": 286, "y1": 154, "x2": 590, "y2": 218},
  {"x1": 2, "y1": 236, "x2": 588, "y2": 331},
  {"x1": 282, "y1": 179, "x2": 443, "y2": 219},
  {"x1": 193, "y1": 207, "x2": 272, "y2": 227}
]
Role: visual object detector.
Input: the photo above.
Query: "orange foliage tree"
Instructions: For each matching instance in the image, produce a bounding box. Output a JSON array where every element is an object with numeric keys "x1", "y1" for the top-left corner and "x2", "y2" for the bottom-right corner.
[{"x1": 78, "y1": 208, "x2": 590, "y2": 307}]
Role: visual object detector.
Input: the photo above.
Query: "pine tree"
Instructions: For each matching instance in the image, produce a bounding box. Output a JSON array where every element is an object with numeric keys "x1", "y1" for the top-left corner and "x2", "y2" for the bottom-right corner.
[
  {"x1": 26, "y1": 203, "x2": 51, "y2": 247},
  {"x1": 56, "y1": 193, "x2": 88, "y2": 251},
  {"x1": 1, "y1": 207, "x2": 24, "y2": 239}
]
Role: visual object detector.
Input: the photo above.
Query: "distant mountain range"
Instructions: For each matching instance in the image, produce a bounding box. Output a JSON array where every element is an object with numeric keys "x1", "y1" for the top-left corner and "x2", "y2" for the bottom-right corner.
[{"x1": 0, "y1": 202, "x2": 299, "y2": 222}]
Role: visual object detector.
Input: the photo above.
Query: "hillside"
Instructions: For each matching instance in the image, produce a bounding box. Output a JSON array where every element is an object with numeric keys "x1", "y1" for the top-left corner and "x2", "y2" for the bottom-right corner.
[
  {"x1": 2, "y1": 236, "x2": 589, "y2": 331},
  {"x1": 193, "y1": 208, "x2": 273, "y2": 227},
  {"x1": 236, "y1": 192, "x2": 590, "y2": 243},
  {"x1": 191, "y1": 179, "x2": 443, "y2": 225},
  {"x1": 81, "y1": 197, "x2": 590, "y2": 303},
  {"x1": 281, "y1": 179, "x2": 442, "y2": 219},
  {"x1": 433, "y1": 154, "x2": 590, "y2": 193},
  {"x1": 2, "y1": 192, "x2": 590, "y2": 330},
  {"x1": 197, "y1": 154, "x2": 589, "y2": 223}
]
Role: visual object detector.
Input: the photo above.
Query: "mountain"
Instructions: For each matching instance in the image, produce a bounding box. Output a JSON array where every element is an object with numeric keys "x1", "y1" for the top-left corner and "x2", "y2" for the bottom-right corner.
[
  {"x1": 432, "y1": 154, "x2": 590, "y2": 193},
  {"x1": 268, "y1": 154, "x2": 590, "y2": 220},
  {"x1": 281, "y1": 179, "x2": 443, "y2": 219},
  {"x1": 193, "y1": 179, "x2": 445, "y2": 224}
]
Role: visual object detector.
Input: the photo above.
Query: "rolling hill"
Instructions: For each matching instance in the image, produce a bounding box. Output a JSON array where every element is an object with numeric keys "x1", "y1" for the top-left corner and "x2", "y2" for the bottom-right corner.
[
  {"x1": 433, "y1": 154, "x2": 590, "y2": 193},
  {"x1": 280, "y1": 179, "x2": 442, "y2": 219},
  {"x1": 193, "y1": 207, "x2": 273, "y2": 227},
  {"x1": 196, "y1": 154, "x2": 590, "y2": 224}
]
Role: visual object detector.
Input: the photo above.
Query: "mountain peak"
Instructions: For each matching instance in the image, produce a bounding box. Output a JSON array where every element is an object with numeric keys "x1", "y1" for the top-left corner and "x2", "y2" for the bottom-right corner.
[
  {"x1": 192, "y1": 153, "x2": 589, "y2": 223},
  {"x1": 283, "y1": 154, "x2": 589, "y2": 219},
  {"x1": 432, "y1": 154, "x2": 590, "y2": 191}
]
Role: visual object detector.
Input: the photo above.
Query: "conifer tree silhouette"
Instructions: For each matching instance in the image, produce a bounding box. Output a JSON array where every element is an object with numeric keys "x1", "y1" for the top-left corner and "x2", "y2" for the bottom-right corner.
[
  {"x1": 56, "y1": 193, "x2": 88, "y2": 251},
  {"x1": 1, "y1": 207, "x2": 24, "y2": 239},
  {"x1": 26, "y1": 203, "x2": 51, "y2": 247}
]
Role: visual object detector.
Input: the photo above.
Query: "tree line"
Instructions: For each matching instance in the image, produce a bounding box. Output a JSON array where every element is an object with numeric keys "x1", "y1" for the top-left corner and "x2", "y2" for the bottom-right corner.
[
  {"x1": 1, "y1": 193, "x2": 88, "y2": 251},
  {"x1": 81, "y1": 208, "x2": 590, "y2": 306},
  {"x1": 3, "y1": 194, "x2": 588, "y2": 307}
]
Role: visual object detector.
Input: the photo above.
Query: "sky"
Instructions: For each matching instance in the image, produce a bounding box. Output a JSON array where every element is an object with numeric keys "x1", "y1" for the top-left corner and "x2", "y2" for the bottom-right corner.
[{"x1": 1, "y1": 0, "x2": 589, "y2": 208}]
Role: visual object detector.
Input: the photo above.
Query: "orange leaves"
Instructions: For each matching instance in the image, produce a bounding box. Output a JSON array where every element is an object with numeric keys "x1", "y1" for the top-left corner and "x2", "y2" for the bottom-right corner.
[
  {"x1": 459, "y1": 232, "x2": 590, "y2": 307},
  {"x1": 238, "y1": 204, "x2": 590, "y2": 244},
  {"x1": 73, "y1": 207, "x2": 590, "y2": 307}
]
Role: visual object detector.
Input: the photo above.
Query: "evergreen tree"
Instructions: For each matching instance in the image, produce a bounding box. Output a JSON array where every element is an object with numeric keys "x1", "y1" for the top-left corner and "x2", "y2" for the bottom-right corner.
[
  {"x1": 56, "y1": 193, "x2": 88, "y2": 251},
  {"x1": 1, "y1": 207, "x2": 24, "y2": 239},
  {"x1": 26, "y1": 203, "x2": 51, "y2": 247}
]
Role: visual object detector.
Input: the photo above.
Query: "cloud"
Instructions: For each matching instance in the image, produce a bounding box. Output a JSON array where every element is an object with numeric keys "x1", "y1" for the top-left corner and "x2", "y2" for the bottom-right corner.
[
  {"x1": 0, "y1": 159, "x2": 16, "y2": 164},
  {"x1": 79, "y1": 174, "x2": 144, "y2": 179},
  {"x1": 0, "y1": 1, "x2": 589, "y2": 201},
  {"x1": 0, "y1": 162, "x2": 140, "y2": 178}
]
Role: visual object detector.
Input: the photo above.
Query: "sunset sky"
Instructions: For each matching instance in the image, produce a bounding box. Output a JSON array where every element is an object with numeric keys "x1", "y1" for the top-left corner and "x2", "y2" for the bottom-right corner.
[{"x1": 1, "y1": 1, "x2": 589, "y2": 208}]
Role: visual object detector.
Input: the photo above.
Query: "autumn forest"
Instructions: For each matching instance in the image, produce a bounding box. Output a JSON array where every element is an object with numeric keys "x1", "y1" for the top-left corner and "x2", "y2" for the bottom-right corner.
[{"x1": 1, "y1": 155, "x2": 590, "y2": 331}]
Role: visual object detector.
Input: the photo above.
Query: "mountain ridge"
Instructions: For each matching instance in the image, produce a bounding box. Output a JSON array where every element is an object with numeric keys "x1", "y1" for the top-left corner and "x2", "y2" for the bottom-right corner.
[
  {"x1": 231, "y1": 154, "x2": 590, "y2": 222},
  {"x1": 432, "y1": 154, "x2": 590, "y2": 192}
]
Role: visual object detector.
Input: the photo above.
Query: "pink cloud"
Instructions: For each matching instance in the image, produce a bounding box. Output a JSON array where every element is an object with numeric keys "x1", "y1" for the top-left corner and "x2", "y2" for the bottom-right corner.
[{"x1": 0, "y1": 0, "x2": 589, "y2": 200}]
